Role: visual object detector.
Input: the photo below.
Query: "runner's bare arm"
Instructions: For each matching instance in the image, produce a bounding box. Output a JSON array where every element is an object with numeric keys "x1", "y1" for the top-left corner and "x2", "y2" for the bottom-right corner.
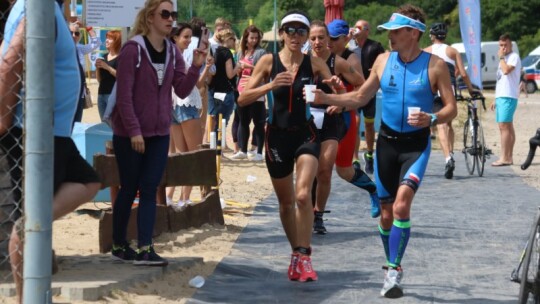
[
  {"x1": 450, "y1": 46, "x2": 477, "y2": 94},
  {"x1": 313, "y1": 52, "x2": 385, "y2": 109},
  {"x1": 238, "y1": 54, "x2": 292, "y2": 106},
  {"x1": 336, "y1": 56, "x2": 364, "y2": 88}
]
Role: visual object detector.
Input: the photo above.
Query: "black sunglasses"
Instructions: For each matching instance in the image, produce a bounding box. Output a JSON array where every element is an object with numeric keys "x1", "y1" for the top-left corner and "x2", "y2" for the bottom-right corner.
[
  {"x1": 158, "y1": 9, "x2": 178, "y2": 20},
  {"x1": 70, "y1": 31, "x2": 80, "y2": 37},
  {"x1": 283, "y1": 26, "x2": 308, "y2": 37}
]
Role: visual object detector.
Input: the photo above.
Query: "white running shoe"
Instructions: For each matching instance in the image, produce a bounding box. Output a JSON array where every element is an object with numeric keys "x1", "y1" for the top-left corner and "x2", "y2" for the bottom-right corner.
[
  {"x1": 172, "y1": 200, "x2": 187, "y2": 212},
  {"x1": 250, "y1": 153, "x2": 264, "y2": 162},
  {"x1": 247, "y1": 149, "x2": 256, "y2": 157},
  {"x1": 231, "y1": 151, "x2": 247, "y2": 160},
  {"x1": 380, "y1": 267, "x2": 404, "y2": 298}
]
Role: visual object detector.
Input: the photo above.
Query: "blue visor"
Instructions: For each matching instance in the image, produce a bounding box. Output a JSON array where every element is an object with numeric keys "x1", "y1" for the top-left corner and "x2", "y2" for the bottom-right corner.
[{"x1": 377, "y1": 13, "x2": 426, "y2": 32}]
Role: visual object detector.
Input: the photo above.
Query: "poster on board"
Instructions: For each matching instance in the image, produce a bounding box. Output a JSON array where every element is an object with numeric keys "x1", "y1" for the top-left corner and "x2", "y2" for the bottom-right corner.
[{"x1": 85, "y1": 0, "x2": 146, "y2": 27}]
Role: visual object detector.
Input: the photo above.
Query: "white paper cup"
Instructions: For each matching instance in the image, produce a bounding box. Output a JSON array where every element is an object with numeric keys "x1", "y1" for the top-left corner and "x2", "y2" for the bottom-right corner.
[
  {"x1": 304, "y1": 84, "x2": 316, "y2": 103},
  {"x1": 408, "y1": 107, "x2": 421, "y2": 117},
  {"x1": 189, "y1": 275, "x2": 205, "y2": 288}
]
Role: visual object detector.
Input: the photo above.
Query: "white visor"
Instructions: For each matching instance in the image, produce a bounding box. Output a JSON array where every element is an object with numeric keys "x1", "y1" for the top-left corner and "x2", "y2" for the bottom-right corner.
[{"x1": 280, "y1": 13, "x2": 310, "y2": 28}]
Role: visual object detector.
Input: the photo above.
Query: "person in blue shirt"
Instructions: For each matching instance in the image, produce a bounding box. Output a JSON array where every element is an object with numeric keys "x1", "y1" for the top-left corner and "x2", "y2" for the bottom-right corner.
[
  {"x1": 313, "y1": 4, "x2": 457, "y2": 298},
  {"x1": 0, "y1": 1, "x2": 101, "y2": 301}
]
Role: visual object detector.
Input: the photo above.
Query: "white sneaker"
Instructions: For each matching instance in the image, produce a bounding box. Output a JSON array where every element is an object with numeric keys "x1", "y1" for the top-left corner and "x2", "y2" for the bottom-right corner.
[
  {"x1": 250, "y1": 153, "x2": 264, "y2": 162},
  {"x1": 185, "y1": 199, "x2": 197, "y2": 206},
  {"x1": 231, "y1": 151, "x2": 247, "y2": 160},
  {"x1": 380, "y1": 267, "x2": 404, "y2": 298},
  {"x1": 166, "y1": 197, "x2": 175, "y2": 207},
  {"x1": 247, "y1": 149, "x2": 256, "y2": 157},
  {"x1": 172, "y1": 200, "x2": 187, "y2": 212}
]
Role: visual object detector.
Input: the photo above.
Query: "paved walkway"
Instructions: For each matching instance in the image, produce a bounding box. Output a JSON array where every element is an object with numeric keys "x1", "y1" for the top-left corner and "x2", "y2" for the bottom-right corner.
[{"x1": 189, "y1": 152, "x2": 535, "y2": 303}]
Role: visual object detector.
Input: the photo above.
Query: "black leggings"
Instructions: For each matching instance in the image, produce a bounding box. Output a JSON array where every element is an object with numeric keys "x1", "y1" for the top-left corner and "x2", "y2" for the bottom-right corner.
[
  {"x1": 232, "y1": 107, "x2": 256, "y2": 145},
  {"x1": 238, "y1": 102, "x2": 266, "y2": 154}
]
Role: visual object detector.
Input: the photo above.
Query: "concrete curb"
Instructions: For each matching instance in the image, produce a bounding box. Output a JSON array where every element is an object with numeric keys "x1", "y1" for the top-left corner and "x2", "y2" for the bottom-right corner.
[{"x1": 0, "y1": 256, "x2": 202, "y2": 301}]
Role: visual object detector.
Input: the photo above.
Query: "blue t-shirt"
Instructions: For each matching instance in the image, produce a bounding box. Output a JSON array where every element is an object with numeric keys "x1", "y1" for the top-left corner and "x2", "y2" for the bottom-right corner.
[
  {"x1": 379, "y1": 51, "x2": 434, "y2": 133},
  {"x1": 2, "y1": 0, "x2": 80, "y2": 137}
]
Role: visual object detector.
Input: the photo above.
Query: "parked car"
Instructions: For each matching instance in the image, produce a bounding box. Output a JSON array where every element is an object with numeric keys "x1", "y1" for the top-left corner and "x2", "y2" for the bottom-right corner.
[{"x1": 522, "y1": 46, "x2": 540, "y2": 93}]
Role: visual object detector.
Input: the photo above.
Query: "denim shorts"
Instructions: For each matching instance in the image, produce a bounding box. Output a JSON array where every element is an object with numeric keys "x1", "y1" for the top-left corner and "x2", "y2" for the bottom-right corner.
[
  {"x1": 172, "y1": 104, "x2": 200, "y2": 124},
  {"x1": 208, "y1": 90, "x2": 235, "y2": 123},
  {"x1": 495, "y1": 97, "x2": 518, "y2": 123}
]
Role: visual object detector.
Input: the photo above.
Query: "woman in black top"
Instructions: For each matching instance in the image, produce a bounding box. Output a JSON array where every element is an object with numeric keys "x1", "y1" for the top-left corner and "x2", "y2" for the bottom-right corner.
[
  {"x1": 238, "y1": 10, "x2": 340, "y2": 283},
  {"x1": 308, "y1": 20, "x2": 366, "y2": 234},
  {"x1": 207, "y1": 28, "x2": 241, "y2": 132},
  {"x1": 96, "y1": 30, "x2": 121, "y2": 119}
]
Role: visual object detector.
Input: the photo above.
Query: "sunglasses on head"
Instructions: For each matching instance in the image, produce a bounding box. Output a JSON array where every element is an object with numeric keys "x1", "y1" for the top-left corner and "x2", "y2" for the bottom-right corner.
[
  {"x1": 158, "y1": 9, "x2": 178, "y2": 20},
  {"x1": 70, "y1": 31, "x2": 80, "y2": 37},
  {"x1": 283, "y1": 26, "x2": 308, "y2": 36}
]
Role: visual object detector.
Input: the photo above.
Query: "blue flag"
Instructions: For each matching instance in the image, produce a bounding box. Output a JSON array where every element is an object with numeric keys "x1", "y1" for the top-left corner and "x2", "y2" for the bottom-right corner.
[{"x1": 459, "y1": 0, "x2": 482, "y2": 89}]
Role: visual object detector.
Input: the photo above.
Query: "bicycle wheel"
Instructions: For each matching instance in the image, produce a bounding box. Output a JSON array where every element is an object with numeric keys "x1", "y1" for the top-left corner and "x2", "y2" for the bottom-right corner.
[
  {"x1": 463, "y1": 118, "x2": 475, "y2": 175},
  {"x1": 476, "y1": 122, "x2": 486, "y2": 177},
  {"x1": 519, "y1": 210, "x2": 540, "y2": 304}
]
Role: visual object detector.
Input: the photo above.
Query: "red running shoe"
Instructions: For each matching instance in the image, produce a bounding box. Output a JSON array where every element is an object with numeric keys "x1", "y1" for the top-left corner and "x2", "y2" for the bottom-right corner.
[
  {"x1": 297, "y1": 255, "x2": 318, "y2": 282},
  {"x1": 288, "y1": 253, "x2": 300, "y2": 280}
]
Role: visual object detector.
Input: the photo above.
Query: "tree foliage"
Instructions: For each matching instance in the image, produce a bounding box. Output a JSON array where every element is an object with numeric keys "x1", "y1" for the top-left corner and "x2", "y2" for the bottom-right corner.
[{"x1": 177, "y1": 0, "x2": 540, "y2": 56}]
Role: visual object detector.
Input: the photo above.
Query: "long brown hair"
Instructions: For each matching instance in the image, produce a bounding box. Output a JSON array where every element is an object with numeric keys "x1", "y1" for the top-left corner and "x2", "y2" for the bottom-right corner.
[
  {"x1": 129, "y1": 0, "x2": 173, "y2": 38},
  {"x1": 240, "y1": 25, "x2": 263, "y2": 56}
]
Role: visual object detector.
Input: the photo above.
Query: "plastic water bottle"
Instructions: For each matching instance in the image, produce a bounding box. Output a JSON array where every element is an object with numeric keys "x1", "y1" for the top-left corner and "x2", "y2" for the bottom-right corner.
[{"x1": 210, "y1": 132, "x2": 216, "y2": 149}]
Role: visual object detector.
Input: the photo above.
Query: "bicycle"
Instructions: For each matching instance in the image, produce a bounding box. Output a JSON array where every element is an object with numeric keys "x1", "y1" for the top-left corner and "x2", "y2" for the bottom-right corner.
[
  {"x1": 511, "y1": 207, "x2": 540, "y2": 303},
  {"x1": 455, "y1": 93, "x2": 492, "y2": 177}
]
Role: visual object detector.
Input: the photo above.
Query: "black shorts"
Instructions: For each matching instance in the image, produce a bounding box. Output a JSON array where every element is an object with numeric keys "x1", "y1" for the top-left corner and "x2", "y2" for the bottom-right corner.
[
  {"x1": 318, "y1": 113, "x2": 345, "y2": 142},
  {"x1": 265, "y1": 122, "x2": 320, "y2": 179},
  {"x1": 375, "y1": 125, "x2": 431, "y2": 204},
  {"x1": 53, "y1": 137, "x2": 100, "y2": 193},
  {"x1": 432, "y1": 96, "x2": 443, "y2": 113},
  {"x1": 357, "y1": 95, "x2": 376, "y2": 121}
]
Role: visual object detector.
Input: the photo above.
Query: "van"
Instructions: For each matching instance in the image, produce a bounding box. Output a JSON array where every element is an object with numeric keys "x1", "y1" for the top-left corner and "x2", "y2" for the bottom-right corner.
[
  {"x1": 521, "y1": 46, "x2": 540, "y2": 93},
  {"x1": 451, "y1": 41, "x2": 519, "y2": 88}
]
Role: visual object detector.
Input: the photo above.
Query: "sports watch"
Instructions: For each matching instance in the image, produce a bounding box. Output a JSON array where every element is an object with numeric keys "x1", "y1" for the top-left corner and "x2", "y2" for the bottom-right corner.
[{"x1": 429, "y1": 113, "x2": 438, "y2": 126}]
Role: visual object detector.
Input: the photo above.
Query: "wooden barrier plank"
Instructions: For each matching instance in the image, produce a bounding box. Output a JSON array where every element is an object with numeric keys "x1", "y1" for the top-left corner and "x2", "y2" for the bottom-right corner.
[{"x1": 93, "y1": 149, "x2": 218, "y2": 189}]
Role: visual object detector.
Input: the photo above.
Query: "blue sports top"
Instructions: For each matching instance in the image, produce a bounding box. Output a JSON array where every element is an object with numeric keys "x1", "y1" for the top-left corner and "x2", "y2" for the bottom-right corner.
[
  {"x1": 379, "y1": 51, "x2": 434, "y2": 134},
  {"x1": 3, "y1": 0, "x2": 80, "y2": 137},
  {"x1": 268, "y1": 54, "x2": 313, "y2": 128}
]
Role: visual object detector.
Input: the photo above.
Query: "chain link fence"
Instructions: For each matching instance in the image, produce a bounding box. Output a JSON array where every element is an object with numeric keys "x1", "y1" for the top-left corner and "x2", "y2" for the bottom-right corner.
[{"x1": 0, "y1": 0, "x2": 23, "y2": 289}]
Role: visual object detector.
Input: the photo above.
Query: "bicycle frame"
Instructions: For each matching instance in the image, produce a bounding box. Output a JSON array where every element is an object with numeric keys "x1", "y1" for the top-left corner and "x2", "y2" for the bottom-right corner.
[
  {"x1": 457, "y1": 93, "x2": 490, "y2": 177},
  {"x1": 514, "y1": 208, "x2": 540, "y2": 303}
]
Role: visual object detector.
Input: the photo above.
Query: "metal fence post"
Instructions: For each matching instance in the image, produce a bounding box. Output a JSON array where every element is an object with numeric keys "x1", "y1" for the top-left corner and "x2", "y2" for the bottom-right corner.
[{"x1": 23, "y1": 0, "x2": 55, "y2": 303}]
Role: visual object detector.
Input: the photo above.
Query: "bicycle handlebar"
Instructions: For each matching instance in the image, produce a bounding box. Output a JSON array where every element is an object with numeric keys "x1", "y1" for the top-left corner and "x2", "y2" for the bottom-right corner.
[{"x1": 455, "y1": 93, "x2": 486, "y2": 111}]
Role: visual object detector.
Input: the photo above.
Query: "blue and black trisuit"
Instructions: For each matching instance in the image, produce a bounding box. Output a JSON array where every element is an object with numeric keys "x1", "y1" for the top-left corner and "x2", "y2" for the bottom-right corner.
[{"x1": 375, "y1": 51, "x2": 435, "y2": 267}]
